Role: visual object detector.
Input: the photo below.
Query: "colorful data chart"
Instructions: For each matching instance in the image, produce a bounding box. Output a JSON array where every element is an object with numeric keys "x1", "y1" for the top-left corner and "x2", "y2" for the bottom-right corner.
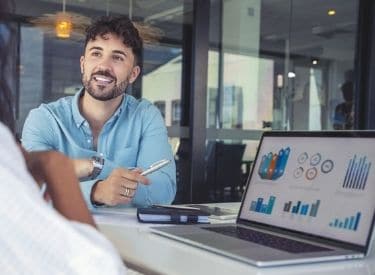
[
  {"x1": 329, "y1": 212, "x2": 361, "y2": 231},
  {"x1": 258, "y1": 147, "x2": 290, "y2": 180},
  {"x1": 294, "y1": 152, "x2": 334, "y2": 181},
  {"x1": 283, "y1": 199, "x2": 320, "y2": 217},
  {"x1": 249, "y1": 195, "x2": 276, "y2": 215},
  {"x1": 342, "y1": 155, "x2": 371, "y2": 190}
]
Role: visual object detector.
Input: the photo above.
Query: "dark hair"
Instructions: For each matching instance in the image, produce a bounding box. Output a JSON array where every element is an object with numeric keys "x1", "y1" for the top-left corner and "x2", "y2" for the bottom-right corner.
[
  {"x1": 341, "y1": 81, "x2": 353, "y2": 102},
  {"x1": 0, "y1": 0, "x2": 16, "y2": 133},
  {"x1": 84, "y1": 16, "x2": 143, "y2": 66}
]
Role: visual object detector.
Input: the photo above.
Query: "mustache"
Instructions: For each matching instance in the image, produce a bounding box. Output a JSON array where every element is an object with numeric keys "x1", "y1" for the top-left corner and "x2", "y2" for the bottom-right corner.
[{"x1": 90, "y1": 70, "x2": 116, "y2": 81}]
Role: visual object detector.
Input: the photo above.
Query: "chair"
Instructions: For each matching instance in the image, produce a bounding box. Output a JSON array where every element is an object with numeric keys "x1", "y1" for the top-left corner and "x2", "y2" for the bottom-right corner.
[{"x1": 206, "y1": 142, "x2": 246, "y2": 202}]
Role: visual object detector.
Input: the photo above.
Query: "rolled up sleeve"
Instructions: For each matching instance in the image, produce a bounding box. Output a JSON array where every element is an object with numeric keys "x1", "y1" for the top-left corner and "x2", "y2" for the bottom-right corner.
[{"x1": 132, "y1": 105, "x2": 176, "y2": 207}]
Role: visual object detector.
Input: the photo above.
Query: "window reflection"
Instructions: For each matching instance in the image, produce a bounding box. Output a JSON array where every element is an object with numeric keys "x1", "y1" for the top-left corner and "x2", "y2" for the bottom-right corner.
[
  {"x1": 209, "y1": 0, "x2": 358, "y2": 133},
  {"x1": 206, "y1": 0, "x2": 359, "y2": 202}
]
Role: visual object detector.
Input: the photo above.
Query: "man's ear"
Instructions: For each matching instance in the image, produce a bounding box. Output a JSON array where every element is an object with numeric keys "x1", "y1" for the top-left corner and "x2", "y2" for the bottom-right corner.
[
  {"x1": 128, "y1": 66, "x2": 141, "y2": 84},
  {"x1": 80, "y1": 56, "x2": 85, "y2": 74}
]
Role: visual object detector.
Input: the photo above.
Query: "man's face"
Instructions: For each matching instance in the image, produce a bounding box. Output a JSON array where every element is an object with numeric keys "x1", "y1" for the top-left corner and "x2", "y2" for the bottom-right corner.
[{"x1": 80, "y1": 33, "x2": 140, "y2": 101}]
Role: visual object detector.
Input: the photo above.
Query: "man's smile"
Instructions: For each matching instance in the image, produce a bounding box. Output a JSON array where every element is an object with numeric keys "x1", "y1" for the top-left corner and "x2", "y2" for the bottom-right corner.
[{"x1": 91, "y1": 73, "x2": 115, "y2": 86}]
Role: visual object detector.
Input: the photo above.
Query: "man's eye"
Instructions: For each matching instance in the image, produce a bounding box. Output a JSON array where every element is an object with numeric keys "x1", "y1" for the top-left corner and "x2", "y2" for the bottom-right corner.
[
  {"x1": 91, "y1": 52, "x2": 101, "y2": 57},
  {"x1": 113, "y1": 55, "x2": 124, "y2": 62}
]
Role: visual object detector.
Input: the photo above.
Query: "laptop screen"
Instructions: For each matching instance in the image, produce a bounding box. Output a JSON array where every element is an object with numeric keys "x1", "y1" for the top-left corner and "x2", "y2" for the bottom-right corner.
[{"x1": 240, "y1": 133, "x2": 375, "y2": 247}]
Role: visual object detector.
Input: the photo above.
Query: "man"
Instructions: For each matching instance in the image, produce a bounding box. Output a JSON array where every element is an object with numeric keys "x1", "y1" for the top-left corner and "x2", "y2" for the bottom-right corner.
[
  {"x1": 0, "y1": 3, "x2": 125, "y2": 272},
  {"x1": 333, "y1": 81, "x2": 353, "y2": 130},
  {"x1": 22, "y1": 16, "x2": 176, "y2": 208}
]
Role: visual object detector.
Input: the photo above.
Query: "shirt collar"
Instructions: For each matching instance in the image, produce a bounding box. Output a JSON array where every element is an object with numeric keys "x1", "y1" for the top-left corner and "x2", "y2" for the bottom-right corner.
[
  {"x1": 72, "y1": 88, "x2": 86, "y2": 128},
  {"x1": 113, "y1": 96, "x2": 125, "y2": 117},
  {"x1": 105, "y1": 95, "x2": 126, "y2": 126},
  {"x1": 71, "y1": 88, "x2": 127, "y2": 128}
]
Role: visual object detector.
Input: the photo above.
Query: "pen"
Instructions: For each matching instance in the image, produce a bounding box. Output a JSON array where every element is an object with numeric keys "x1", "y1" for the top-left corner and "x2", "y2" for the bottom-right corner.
[{"x1": 141, "y1": 159, "x2": 171, "y2": 176}]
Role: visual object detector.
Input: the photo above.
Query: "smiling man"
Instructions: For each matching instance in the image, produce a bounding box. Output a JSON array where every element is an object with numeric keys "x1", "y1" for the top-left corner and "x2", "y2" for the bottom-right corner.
[{"x1": 22, "y1": 16, "x2": 176, "y2": 208}]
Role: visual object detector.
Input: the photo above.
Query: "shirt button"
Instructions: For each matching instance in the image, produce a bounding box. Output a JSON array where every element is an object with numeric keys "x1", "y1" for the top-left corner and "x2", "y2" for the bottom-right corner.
[
  {"x1": 84, "y1": 122, "x2": 88, "y2": 127},
  {"x1": 76, "y1": 124, "x2": 79, "y2": 127},
  {"x1": 87, "y1": 139, "x2": 91, "y2": 143}
]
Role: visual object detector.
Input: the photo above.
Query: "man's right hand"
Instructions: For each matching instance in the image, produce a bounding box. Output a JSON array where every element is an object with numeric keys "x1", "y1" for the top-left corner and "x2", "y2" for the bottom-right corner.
[{"x1": 91, "y1": 168, "x2": 150, "y2": 206}]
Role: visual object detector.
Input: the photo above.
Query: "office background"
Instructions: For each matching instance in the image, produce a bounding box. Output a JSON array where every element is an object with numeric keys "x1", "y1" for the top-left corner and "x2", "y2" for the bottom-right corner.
[{"x1": 1, "y1": 0, "x2": 375, "y2": 204}]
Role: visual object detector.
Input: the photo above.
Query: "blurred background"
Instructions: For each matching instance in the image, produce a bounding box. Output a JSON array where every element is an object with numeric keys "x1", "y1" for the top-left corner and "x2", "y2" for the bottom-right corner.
[{"x1": 2, "y1": 0, "x2": 373, "y2": 203}]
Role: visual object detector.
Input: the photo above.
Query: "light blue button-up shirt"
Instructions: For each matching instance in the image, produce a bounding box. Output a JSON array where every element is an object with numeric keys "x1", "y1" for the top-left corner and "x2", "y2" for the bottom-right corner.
[{"x1": 22, "y1": 90, "x2": 176, "y2": 209}]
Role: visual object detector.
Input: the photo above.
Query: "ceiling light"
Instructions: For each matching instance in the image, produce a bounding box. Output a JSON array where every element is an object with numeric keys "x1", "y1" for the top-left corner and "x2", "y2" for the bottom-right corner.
[
  {"x1": 55, "y1": 13, "x2": 72, "y2": 38},
  {"x1": 312, "y1": 59, "x2": 318, "y2": 65},
  {"x1": 277, "y1": 74, "x2": 283, "y2": 88},
  {"x1": 288, "y1": 72, "x2": 296, "y2": 78},
  {"x1": 30, "y1": 0, "x2": 91, "y2": 40},
  {"x1": 328, "y1": 9, "x2": 336, "y2": 16}
]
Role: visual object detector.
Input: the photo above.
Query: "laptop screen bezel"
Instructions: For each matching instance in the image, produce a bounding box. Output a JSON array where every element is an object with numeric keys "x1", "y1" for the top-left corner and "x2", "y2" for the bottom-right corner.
[{"x1": 237, "y1": 130, "x2": 375, "y2": 253}]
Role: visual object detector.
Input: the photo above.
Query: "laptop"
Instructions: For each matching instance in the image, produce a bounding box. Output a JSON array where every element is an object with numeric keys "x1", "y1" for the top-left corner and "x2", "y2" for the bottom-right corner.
[{"x1": 152, "y1": 131, "x2": 375, "y2": 267}]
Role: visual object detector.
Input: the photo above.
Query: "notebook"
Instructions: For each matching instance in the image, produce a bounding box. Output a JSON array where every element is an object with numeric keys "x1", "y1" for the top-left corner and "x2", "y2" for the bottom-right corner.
[
  {"x1": 137, "y1": 205, "x2": 210, "y2": 224},
  {"x1": 152, "y1": 131, "x2": 375, "y2": 267}
]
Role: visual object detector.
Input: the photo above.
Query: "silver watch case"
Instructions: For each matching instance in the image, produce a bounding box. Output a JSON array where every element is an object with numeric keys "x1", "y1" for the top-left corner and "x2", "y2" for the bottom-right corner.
[{"x1": 91, "y1": 155, "x2": 104, "y2": 179}]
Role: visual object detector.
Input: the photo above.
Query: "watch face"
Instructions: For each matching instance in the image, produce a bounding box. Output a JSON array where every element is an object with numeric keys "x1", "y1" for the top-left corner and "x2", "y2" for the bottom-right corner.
[
  {"x1": 91, "y1": 156, "x2": 104, "y2": 179},
  {"x1": 93, "y1": 156, "x2": 104, "y2": 167}
]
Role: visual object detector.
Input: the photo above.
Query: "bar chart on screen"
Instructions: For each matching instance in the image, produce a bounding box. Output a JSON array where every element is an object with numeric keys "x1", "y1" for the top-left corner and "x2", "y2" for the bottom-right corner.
[
  {"x1": 342, "y1": 155, "x2": 371, "y2": 190},
  {"x1": 329, "y1": 212, "x2": 362, "y2": 231},
  {"x1": 249, "y1": 195, "x2": 276, "y2": 215},
  {"x1": 283, "y1": 199, "x2": 321, "y2": 217}
]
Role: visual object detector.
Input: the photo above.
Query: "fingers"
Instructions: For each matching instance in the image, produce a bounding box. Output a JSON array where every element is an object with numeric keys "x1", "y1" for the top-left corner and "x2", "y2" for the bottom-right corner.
[
  {"x1": 95, "y1": 183, "x2": 136, "y2": 206},
  {"x1": 92, "y1": 168, "x2": 151, "y2": 206},
  {"x1": 120, "y1": 185, "x2": 136, "y2": 198},
  {"x1": 114, "y1": 168, "x2": 150, "y2": 185},
  {"x1": 114, "y1": 193, "x2": 132, "y2": 204},
  {"x1": 111, "y1": 185, "x2": 137, "y2": 205}
]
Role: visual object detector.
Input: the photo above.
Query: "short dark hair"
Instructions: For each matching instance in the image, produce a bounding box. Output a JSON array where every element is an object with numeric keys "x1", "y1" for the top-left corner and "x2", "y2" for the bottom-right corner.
[{"x1": 84, "y1": 16, "x2": 143, "y2": 66}]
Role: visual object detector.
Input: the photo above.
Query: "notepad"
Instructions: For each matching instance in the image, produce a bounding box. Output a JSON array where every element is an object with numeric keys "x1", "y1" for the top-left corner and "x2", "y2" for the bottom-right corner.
[{"x1": 137, "y1": 205, "x2": 210, "y2": 224}]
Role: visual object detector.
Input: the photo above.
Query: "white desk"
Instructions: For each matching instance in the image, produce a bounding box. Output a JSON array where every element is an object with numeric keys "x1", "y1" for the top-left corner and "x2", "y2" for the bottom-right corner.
[{"x1": 94, "y1": 203, "x2": 375, "y2": 275}]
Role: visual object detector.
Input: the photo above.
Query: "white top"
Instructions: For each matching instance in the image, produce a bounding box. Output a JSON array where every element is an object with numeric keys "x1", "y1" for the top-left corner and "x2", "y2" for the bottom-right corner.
[{"x1": 0, "y1": 123, "x2": 126, "y2": 275}]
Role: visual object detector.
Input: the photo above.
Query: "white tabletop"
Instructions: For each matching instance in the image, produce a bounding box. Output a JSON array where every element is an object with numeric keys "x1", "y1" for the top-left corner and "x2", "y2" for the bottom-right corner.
[{"x1": 94, "y1": 203, "x2": 375, "y2": 275}]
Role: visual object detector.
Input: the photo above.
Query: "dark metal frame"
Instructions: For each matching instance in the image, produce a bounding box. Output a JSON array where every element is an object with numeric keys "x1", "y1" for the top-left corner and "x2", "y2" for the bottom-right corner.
[
  {"x1": 188, "y1": 0, "x2": 210, "y2": 202},
  {"x1": 354, "y1": 0, "x2": 375, "y2": 129}
]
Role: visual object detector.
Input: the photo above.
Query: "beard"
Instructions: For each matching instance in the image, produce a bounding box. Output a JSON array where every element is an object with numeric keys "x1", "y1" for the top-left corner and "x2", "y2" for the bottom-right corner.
[{"x1": 82, "y1": 69, "x2": 130, "y2": 101}]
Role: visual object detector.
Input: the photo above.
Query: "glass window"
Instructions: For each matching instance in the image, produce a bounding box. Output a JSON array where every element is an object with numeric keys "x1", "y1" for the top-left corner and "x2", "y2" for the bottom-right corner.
[
  {"x1": 206, "y1": 0, "x2": 358, "y2": 202},
  {"x1": 4, "y1": 0, "x2": 360, "y2": 204},
  {"x1": 143, "y1": 45, "x2": 182, "y2": 127},
  {"x1": 12, "y1": 0, "x2": 192, "y2": 134}
]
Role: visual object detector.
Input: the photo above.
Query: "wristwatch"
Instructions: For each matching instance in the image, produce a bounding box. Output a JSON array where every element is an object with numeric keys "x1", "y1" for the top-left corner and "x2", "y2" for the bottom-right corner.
[{"x1": 91, "y1": 155, "x2": 104, "y2": 179}]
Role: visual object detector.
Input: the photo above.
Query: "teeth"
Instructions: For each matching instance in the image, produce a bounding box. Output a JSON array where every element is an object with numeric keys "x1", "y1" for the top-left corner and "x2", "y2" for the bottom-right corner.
[{"x1": 94, "y1": 76, "x2": 113, "y2": 83}]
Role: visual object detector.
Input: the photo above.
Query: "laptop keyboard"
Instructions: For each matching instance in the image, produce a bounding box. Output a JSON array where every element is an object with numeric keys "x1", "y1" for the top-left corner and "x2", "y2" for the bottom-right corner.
[{"x1": 204, "y1": 226, "x2": 332, "y2": 253}]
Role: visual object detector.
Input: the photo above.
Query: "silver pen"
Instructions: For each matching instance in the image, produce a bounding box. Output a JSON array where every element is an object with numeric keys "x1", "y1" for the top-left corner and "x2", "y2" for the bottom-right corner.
[{"x1": 141, "y1": 159, "x2": 171, "y2": 176}]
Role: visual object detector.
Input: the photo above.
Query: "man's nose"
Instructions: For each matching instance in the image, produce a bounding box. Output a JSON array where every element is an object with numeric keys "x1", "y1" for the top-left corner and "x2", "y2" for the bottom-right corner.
[{"x1": 96, "y1": 56, "x2": 113, "y2": 72}]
